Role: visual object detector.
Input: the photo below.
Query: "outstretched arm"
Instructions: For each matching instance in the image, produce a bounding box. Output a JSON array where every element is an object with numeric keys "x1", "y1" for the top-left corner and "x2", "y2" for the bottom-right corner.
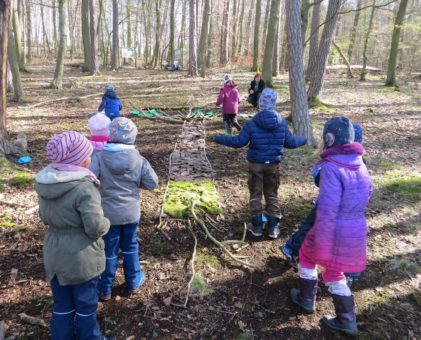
[
  {"x1": 284, "y1": 127, "x2": 307, "y2": 148},
  {"x1": 215, "y1": 124, "x2": 251, "y2": 148}
]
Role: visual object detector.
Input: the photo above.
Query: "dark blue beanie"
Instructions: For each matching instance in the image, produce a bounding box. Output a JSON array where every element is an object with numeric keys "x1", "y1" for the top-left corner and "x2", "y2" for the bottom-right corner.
[
  {"x1": 353, "y1": 123, "x2": 363, "y2": 144},
  {"x1": 323, "y1": 116, "x2": 355, "y2": 148}
]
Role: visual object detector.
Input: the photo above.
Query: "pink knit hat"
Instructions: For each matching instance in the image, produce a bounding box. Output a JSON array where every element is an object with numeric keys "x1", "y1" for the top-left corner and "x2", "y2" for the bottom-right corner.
[
  {"x1": 46, "y1": 131, "x2": 93, "y2": 165},
  {"x1": 88, "y1": 112, "x2": 111, "y2": 136}
]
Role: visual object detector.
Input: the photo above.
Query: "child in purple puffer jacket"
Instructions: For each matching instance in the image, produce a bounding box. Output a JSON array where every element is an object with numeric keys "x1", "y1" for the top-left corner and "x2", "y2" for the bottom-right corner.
[
  {"x1": 290, "y1": 117, "x2": 372, "y2": 337},
  {"x1": 216, "y1": 74, "x2": 241, "y2": 135}
]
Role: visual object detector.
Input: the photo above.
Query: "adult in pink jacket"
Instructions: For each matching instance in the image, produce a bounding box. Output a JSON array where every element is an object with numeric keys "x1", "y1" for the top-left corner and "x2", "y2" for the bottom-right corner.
[
  {"x1": 291, "y1": 117, "x2": 372, "y2": 337},
  {"x1": 216, "y1": 74, "x2": 241, "y2": 135}
]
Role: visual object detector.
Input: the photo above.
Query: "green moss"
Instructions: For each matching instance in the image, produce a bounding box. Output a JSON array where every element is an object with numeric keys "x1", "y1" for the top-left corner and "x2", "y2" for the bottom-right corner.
[
  {"x1": 381, "y1": 171, "x2": 421, "y2": 201},
  {"x1": 0, "y1": 213, "x2": 15, "y2": 227},
  {"x1": 190, "y1": 273, "x2": 213, "y2": 297},
  {"x1": 309, "y1": 97, "x2": 335, "y2": 113},
  {"x1": 10, "y1": 171, "x2": 34, "y2": 187},
  {"x1": 163, "y1": 180, "x2": 220, "y2": 218},
  {"x1": 195, "y1": 250, "x2": 220, "y2": 268}
]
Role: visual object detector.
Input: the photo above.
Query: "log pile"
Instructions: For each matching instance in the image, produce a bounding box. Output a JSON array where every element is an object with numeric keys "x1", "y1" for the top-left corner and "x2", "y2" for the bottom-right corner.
[{"x1": 169, "y1": 123, "x2": 214, "y2": 180}]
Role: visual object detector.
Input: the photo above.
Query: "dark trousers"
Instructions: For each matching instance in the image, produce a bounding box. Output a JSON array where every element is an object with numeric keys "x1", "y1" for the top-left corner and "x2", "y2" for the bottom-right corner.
[
  {"x1": 98, "y1": 222, "x2": 144, "y2": 296},
  {"x1": 247, "y1": 93, "x2": 260, "y2": 108},
  {"x1": 50, "y1": 276, "x2": 100, "y2": 340},
  {"x1": 223, "y1": 114, "x2": 241, "y2": 134},
  {"x1": 248, "y1": 162, "x2": 282, "y2": 218}
]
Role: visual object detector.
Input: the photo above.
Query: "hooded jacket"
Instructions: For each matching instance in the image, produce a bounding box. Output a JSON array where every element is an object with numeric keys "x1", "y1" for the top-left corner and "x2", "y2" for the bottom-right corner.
[
  {"x1": 98, "y1": 88, "x2": 123, "y2": 120},
  {"x1": 90, "y1": 144, "x2": 159, "y2": 225},
  {"x1": 214, "y1": 109, "x2": 307, "y2": 164},
  {"x1": 300, "y1": 143, "x2": 372, "y2": 274},
  {"x1": 35, "y1": 166, "x2": 110, "y2": 285},
  {"x1": 216, "y1": 83, "x2": 240, "y2": 114}
]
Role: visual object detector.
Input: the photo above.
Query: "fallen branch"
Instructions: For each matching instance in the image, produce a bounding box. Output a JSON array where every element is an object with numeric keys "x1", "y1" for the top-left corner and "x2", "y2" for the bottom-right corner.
[
  {"x1": 21, "y1": 92, "x2": 103, "y2": 109},
  {"x1": 191, "y1": 202, "x2": 258, "y2": 270},
  {"x1": 19, "y1": 313, "x2": 47, "y2": 327},
  {"x1": 184, "y1": 220, "x2": 198, "y2": 307}
]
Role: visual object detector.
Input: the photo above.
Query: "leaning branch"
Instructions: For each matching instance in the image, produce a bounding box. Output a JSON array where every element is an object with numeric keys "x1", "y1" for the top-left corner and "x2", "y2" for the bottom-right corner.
[{"x1": 20, "y1": 92, "x2": 103, "y2": 109}]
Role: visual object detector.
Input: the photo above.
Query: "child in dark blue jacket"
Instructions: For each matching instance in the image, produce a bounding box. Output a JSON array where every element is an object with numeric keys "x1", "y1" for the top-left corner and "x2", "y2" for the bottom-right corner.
[
  {"x1": 214, "y1": 88, "x2": 307, "y2": 239},
  {"x1": 98, "y1": 85, "x2": 123, "y2": 120}
]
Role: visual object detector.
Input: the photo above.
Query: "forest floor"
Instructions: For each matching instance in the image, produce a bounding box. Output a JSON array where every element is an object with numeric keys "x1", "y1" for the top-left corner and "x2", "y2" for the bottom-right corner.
[{"x1": 0, "y1": 60, "x2": 420, "y2": 340}]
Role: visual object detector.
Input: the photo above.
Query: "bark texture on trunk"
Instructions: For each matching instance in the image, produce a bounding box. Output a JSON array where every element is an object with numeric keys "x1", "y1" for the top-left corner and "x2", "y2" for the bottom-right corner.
[
  {"x1": 360, "y1": 0, "x2": 376, "y2": 81},
  {"x1": 81, "y1": 0, "x2": 92, "y2": 71},
  {"x1": 9, "y1": 31, "x2": 23, "y2": 101},
  {"x1": 198, "y1": 0, "x2": 210, "y2": 77},
  {"x1": 50, "y1": 0, "x2": 66, "y2": 90},
  {"x1": 89, "y1": 0, "x2": 99, "y2": 75},
  {"x1": 347, "y1": 0, "x2": 361, "y2": 63},
  {"x1": 0, "y1": 0, "x2": 11, "y2": 138},
  {"x1": 219, "y1": 0, "x2": 230, "y2": 66},
  {"x1": 286, "y1": 0, "x2": 315, "y2": 146},
  {"x1": 306, "y1": 0, "x2": 321, "y2": 79},
  {"x1": 252, "y1": 0, "x2": 261, "y2": 71},
  {"x1": 111, "y1": 0, "x2": 119, "y2": 70},
  {"x1": 188, "y1": 0, "x2": 197, "y2": 76}
]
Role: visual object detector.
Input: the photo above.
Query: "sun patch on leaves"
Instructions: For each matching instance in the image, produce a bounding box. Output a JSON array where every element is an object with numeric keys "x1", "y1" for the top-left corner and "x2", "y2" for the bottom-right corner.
[{"x1": 380, "y1": 170, "x2": 421, "y2": 201}]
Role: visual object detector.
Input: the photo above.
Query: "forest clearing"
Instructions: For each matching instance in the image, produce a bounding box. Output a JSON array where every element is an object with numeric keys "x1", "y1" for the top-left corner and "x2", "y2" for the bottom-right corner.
[{"x1": 0, "y1": 0, "x2": 421, "y2": 339}]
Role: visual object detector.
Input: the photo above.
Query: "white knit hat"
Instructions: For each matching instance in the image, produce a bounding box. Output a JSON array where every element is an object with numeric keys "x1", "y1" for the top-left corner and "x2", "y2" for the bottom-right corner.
[
  {"x1": 223, "y1": 74, "x2": 232, "y2": 85},
  {"x1": 88, "y1": 112, "x2": 111, "y2": 136}
]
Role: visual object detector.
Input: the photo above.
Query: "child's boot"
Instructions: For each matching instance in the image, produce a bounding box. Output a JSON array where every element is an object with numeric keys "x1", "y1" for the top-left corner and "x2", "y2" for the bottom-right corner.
[
  {"x1": 224, "y1": 121, "x2": 232, "y2": 135},
  {"x1": 290, "y1": 278, "x2": 317, "y2": 313},
  {"x1": 247, "y1": 214, "x2": 264, "y2": 237},
  {"x1": 267, "y1": 216, "x2": 281, "y2": 239},
  {"x1": 280, "y1": 244, "x2": 298, "y2": 263},
  {"x1": 322, "y1": 294, "x2": 358, "y2": 336}
]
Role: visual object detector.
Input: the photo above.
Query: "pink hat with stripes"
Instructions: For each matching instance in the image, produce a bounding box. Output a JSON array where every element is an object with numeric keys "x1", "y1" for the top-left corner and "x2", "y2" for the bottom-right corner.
[{"x1": 46, "y1": 131, "x2": 93, "y2": 165}]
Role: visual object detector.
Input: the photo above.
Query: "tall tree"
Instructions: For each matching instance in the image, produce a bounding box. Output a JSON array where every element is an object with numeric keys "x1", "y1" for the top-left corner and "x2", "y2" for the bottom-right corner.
[
  {"x1": 81, "y1": 0, "x2": 92, "y2": 71},
  {"x1": 25, "y1": 0, "x2": 31, "y2": 63},
  {"x1": 272, "y1": 4, "x2": 281, "y2": 77},
  {"x1": 0, "y1": 0, "x2": 11, "y2": 139},
  {"x1": 52, "y1": 0, "x2": 57, "y2": 52},
  {"x1": 230, "y1": 0, "x2": 238, "y2": 59},
  {"x1": 188, "y1": 0, "x2": 197, "y2": 75},
  {"x1": 261, "y1": 0, "x2": 281, "y2": 86},
  {"x1": 206, "y1": 0, "x2": 213, "y2": 68},
  {"x1": 39, "y1": 0, "x2": 51, "y2": 55},
  {"x1": 219, "y1": 0, "x2": 230, "y2": 65},
  {"x1": 385, "y1": 0, "x2": 409, "y2": 87},
  {"x1": 127, "y1": 0, "x2": 132, "y2": 48},
  {"x1": 244, "y1": 0, "x2": 255, "y2": 56},
  {"x1": 198, "y1": 0, "x2": 210, "y2": 77},
  {"x1": 89, "y1": 0, "x2": 99, "y2": 75},
  {"x1": 8, "y1": 31, "x2": 23, "y2": 101},
  {"x1": 151, "y1": 0, "x2": 162, "y2": 68},
  {"x1": 262, "y1": 0, "x2": 271, "y2": 48},
  {"x1": 111, "y1": 0, "x2": 119, "y2": 70},
  {"x1": 347, "y1": 0, "x2": 362, "y2": 63},
  {"x1": 306, "y1": 0, "x2": 321, "y2": 79},
  {"x1": 286, "y1": 0, "x2": 314, "y2": 145},
  {"x1": 50, "y1": 0, "x2": 66, "y2": 89},
  {"x1": 360, "y1": 0, "x2": 376, "y2": 81},
  {"x1": 301, "y1": 0, "x2": 310, "y2": 45},
  {"x1": 180, "y1": 0, "x2": 187, "y2": 66},
  {"x1": 307, "y1": 0, "x2": 341, "y2": 102},
  {"x1": 252, "y1": 0, "x2": 261, "y2": 71},
  {"x1": 12, "y1": 6, "x2": 25, "y2": 71},
  {"x1": 237, "y1": 0, "x2": 245, "y2": 55},
  {"x1": 168, "y1": 0, "x2": 175, "y2": 63}
]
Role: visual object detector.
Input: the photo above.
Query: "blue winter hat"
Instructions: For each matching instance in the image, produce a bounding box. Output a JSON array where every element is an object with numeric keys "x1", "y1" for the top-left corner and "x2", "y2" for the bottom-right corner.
[
  {"x1": 353, "y1": 123, "x2": 363, "y2": 144},
  {"x1": 323, "y1": 116, "x2": 355, "y2": 148},
  {"x1": 259, "y1": 88, "x2": 277, "y2": 111},
  {"x1": 105, "y1": 84, "x2": 114, "y2": 91},
  {"x1": 109, "y1": 117, "x2": 138, "y2": 144}
]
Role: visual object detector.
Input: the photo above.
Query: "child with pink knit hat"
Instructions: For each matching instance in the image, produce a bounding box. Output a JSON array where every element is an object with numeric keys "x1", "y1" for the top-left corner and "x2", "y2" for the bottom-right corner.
[
  {"x1": 88, "y1": 112, "x2": 111, "y2": 152},
  {"x1": 35, "y1": 131, "x2": 114, "y2": 340}
]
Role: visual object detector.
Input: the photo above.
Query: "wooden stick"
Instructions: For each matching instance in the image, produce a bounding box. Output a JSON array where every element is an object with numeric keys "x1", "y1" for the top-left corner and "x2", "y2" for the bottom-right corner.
[
  {"x1": 184, "y1": 220, "x2": 198, "y2": 307},
  {"x1": 21, "y1": 92, "x2": 103, "y2": 109}
]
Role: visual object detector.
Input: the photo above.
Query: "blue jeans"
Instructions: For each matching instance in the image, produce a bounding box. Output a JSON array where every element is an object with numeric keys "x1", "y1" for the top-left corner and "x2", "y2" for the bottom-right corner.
[
  {"x1": 98, "y1": 222, "x2": 144, "y2": 296},
  {"x1": 50, "y1": 276, "x2": 101, "y2": 340}
]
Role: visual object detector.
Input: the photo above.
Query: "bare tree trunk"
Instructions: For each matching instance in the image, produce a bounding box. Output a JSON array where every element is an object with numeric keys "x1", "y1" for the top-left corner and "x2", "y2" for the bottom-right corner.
[
  {"x1": 237, "y1": 0, "x2": 245, "y2": 56},
  {"x1": 385, "y1": 0, "x2": 409, "y2": 87},
  {"x1": 262, "y1": 0, "x2": 271, "y2": 49},
  {"x1": 272, "y1": 3, "x2": 281, "y2": 77},
  {"x1": 219, "y1": 0, "x2": 229, "y2": 66},
  {"x1": 347, "y1": 0, "x2": 361, "y2": 63},
  {"x1": 279, "y1": 3, "x2": 288, "y2": 71},
  {"x1": 12, "y1": 7, "x2": 25, "y2": 71},
  {"x1": 307, "y1": 0, "x2": 341, "y2": 102},
  {"x1": 168, "y1": 0, "x2": 175, "y2": 63},
  {"x1": 52, "y1": 0, "x2": 57, "y2": 52},
  {"x1": 6, "y1": 62, "x2": 13, "y2": 93},
  {"x1": 127, "y1": 0, "x2": 132, "y2": 48},
  {"x1": 180, "y1": 0, "x2": 187, "y2": 67},
  {"x1": 89, "y1": 0, "x2": 99, "y2": 75},
  {"x1": 188, "y1": 0, "x2": 197, "y2": 76},
  {"x1": 111, "y1": 0, "x2": 119, "y2": 70},
  {"x1": 151, "y1": 0, "x2": 162, "y2": 68},
  {"x1": 306, "y1": 0, "x2": 320, "y2": 79},
  {"x1": 0, "y1": 0, "x2": 11, "y2": 139},
  {"x1": 286, "y1": 0, "x2": 315, "y2": 145},
  {"x1": 301, "y1": 0, "x2": 310, "y2": 45},
  {"x1": 206, "y1": 0, "x2": 213, "y2": 68},
  {"x1": 359, "y1": 0, "x2": 376, "y2": 81},
  {"x1": 81, "y1": 0, "x2": 92, "y2": 71},
  {"x1": 244, "y1": 0, "x2": 255, "y2": 56},
  {"x1": 8, "y1": 31, "x2": 23, "y2": 101},
  {"x1": 50, "y1": 0, "x2": 66, "y2": 90},
  {"x1": 262, "y1": 0, "x2": 281, "y2": 87},
  {"x1": 198, "y1": 0, "x2": 210, "y2": 77},
  {"x1": 17, "y1": 0, "x2": 26, "y2": 67},
  {"x1": 252, "y1": 0, "x2": 261, "y2": 71},
  {"x1": 230, "y1": 0, "x2": 238, "y2": 59},
  {"x1": 25, "y1": 0, "x2": 31, "y2": 63}
]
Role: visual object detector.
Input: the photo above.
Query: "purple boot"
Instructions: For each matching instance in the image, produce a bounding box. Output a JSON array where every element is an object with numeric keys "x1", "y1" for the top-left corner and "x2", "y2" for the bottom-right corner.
[
  {"x1": 290, "y1": 278, "x2": 317, "y2": 313},
  {"x1": 323, "y1": 294, "x2": 358, "y2": 336}
]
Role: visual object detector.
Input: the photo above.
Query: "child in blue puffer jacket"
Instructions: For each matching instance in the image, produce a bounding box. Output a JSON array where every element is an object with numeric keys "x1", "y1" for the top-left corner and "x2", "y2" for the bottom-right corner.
[
  {"x1": 98, "y1": 84, "x2": 123, "y2": 120},
  {"x1": 214, "y1": 88, "x2": 307, "y2": 239}
]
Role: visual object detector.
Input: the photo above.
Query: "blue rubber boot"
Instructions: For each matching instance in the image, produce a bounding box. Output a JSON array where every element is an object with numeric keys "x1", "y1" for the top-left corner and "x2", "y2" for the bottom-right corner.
[
  {"x1": 290, "y1": 278, "x2": 317, "y2": 313},
  {"x1": 267, "y1": 216, "x2": 281, "y2": 239},
  {"x1": 247, "y1": 214, "x2": 264, "y2": 237},
  {"x1": 322, "y1": 294, "x2": 358, "y2": 336}
]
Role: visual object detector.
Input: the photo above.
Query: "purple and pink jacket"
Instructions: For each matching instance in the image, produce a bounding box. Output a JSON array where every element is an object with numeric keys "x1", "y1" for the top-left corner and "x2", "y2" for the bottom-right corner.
[
  {"x1": 216, "y1": 84, "x2": 240, "y2": 114},
  {"x1": 300, "y1": 143, "x2": 372, "y2": 274}
]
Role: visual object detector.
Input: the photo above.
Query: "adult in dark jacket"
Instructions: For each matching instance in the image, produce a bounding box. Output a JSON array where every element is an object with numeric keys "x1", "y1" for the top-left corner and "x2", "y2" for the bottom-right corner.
[
  {"x1": 215, "y1": 88, "x2": 307, "y2": 239},
  {"x1": 247, "y1": 73, "x2": 265, "y2": 108},
  {"x1": 98, "y1": 85, "x2": 123, "y2": 120}
]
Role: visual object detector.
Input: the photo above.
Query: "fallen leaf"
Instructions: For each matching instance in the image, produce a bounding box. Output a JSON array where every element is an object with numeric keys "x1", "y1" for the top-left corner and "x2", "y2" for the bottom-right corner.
[
  {"x1": 238, "y1": 320, "x2": 246, "y2": 331},
  {"x1": 163, "y1": 296, "x2": 172, "y2": 306}
]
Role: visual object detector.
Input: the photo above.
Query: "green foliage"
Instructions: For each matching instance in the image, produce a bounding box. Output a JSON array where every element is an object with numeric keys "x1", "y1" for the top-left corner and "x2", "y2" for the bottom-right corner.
[
  {"x1": 0, "y1": 213, "x2": 15, "y2": 228},
  {"x1": 382, "y1": 171, "x2": 421, "y2": 201},
  {"x1": 163, "y1": 180, "x2": 220, "y2": 218},
  {"x1": 10, "y1": 171, "x2": 34, "y2": 187},
  {"x1": 190, "y1": 273, "x2": 213, "y2": 297},
  {"x1": 195, "y1": 250, "x2": 220, "y2": 268}
]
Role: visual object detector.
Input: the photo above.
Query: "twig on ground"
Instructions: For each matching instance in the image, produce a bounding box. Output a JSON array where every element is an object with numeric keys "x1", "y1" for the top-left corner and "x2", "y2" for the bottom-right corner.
[
  {"x1": 191, "y1": 202, "x2": 258, "y2": 270},
  {"x1": 21, "y1": 92, "x2": 103, "y2": 109},
  {"x1": 184, "y1": 220, "x2": 198, "y2": 307},
  {"x1": 241, "y1": 223, "x2": 247, "y2": 242},
  {"x1": 19, "y1": 313, "x2": 47, "y2": 327}
]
